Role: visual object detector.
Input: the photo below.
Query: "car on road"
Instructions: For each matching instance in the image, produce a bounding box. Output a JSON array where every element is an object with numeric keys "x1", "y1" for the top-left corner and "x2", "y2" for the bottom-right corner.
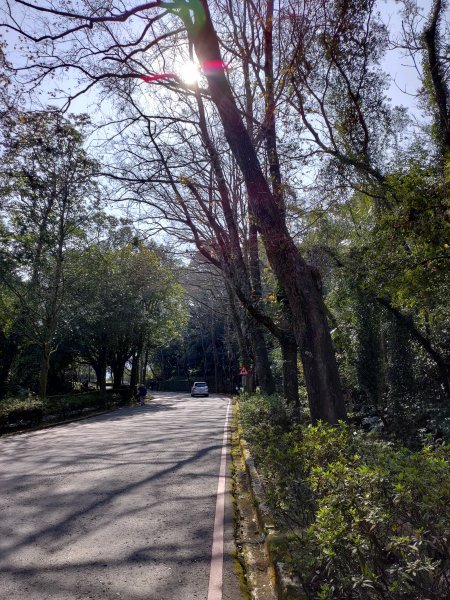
[{"x1": 191, "y1": 382, "x2": 209, "y2": 397}]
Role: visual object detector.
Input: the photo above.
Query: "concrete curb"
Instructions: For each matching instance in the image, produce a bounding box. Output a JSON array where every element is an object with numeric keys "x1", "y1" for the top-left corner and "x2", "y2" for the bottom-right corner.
[{"x1": 235, "y1": 403, "x2": 306, "y2": 600}]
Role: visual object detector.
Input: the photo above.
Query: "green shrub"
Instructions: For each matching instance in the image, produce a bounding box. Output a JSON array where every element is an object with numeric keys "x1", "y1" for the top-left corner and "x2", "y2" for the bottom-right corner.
[
  {"x1": 0, "y1": 390, "x2": 124, "y2": 433},
  {"x1": 239, "y1": 394, "x2": 450, "y2": 599},
  {"x1": 239, "y1": 392, "x2": 299, "y2": 444},
  {"x1": 43, "y1": 391, "x2": 125, "y2": 419},
  {"x1": 0, "y1": 396, "x2": 44, "y2": 430}
]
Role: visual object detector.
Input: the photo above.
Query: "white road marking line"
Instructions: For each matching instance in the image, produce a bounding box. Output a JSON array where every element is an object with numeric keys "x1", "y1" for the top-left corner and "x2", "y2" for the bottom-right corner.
[{"x1": 207, "y1": 400, "x2": 231, "y2": 600}]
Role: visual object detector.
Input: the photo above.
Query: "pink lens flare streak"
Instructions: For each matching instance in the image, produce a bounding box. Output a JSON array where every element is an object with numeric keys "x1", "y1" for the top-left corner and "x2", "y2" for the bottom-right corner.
[{"x1": 202, "y1": 59, "x2": 229, "y2": 73}]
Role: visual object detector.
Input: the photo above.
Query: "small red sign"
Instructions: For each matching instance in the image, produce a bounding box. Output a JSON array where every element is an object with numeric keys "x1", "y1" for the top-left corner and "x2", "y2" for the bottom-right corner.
[{"x1": 238, "y1": 366, "x2": 249, "y2": 376}]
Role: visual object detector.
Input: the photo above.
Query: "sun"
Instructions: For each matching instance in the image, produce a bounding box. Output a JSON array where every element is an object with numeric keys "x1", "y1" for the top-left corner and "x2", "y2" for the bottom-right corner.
[{"x1": 179, "y1": 61, "x2": 200, "y2": 85}]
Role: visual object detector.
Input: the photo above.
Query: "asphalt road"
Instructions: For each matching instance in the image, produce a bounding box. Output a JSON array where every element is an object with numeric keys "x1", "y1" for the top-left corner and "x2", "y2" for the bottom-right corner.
[{"x1": 0, "y1": 392, "x2": 242, "y2": 600}]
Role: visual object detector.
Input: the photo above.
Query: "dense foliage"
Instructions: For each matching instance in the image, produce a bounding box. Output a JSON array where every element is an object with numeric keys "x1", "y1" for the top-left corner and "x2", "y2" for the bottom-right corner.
[
  {"x1": 239, "y1": 393, "x2": 450, "y2": 599},
  {"x1": 0, "y1": 390, "x2": 128, "y2": 433},
  {"x1": 0, "y1": 112, "x2": 188, "y2": 398}
]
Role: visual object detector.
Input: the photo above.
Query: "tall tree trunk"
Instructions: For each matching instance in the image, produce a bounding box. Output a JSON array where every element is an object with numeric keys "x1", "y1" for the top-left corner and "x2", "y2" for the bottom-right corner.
[
  {"x1": 38, "y1": 310, "x2": 59, "y2": 399},
  {"x1": 37, "y1": 203, "x2": 66, "y2": 399},
  {"x1": 225, "y1": 280, "x2": 253, "y2": 369},
  {"x1": 280, "y1": 336, "x2": 299, "y2": 407},
  {"x1": 92, "y1": 348, "x2": 107, "y2": 392},
  {"x1": 210, "y1": 309, "x2": 219, "y2": 393},
  {"x1": 112, "y1": 361, "x2": 125, "y2": 390},
  {"x1": 190, "y1": 6, "x2": 346, "y2": 422},
  {"x1": 194, "y1": 75, "x2": 276, "y2": 397},
  {"x1": 200, "y1": 328, "x2": 208, "y2": 379},
  {"x1": 141, "y1": 347, "x2": 148, "y2": 385},
  {"x1": 226, "y1": 279, "x2": 274, "y2": 394},
  {"x1": 423, "y1": 0, "x2": 450, "y2": 159},
  {"x1": 130, "y1": 352, "x2": 139, "y2": 392},
  {"x1": 224, "y1": 298, "x2": 240, "y2": 393},
  {"x1": 94, "y1": 366, "x2": 106, "y2": 392},
  {"x1": 38, "y1": 342, "x2": 51, "y2": 399},
  {"x1": 0, "y1": 330, "x2": 19, "y2": 398},
  {"x1": 247, "y1": 316, "x2": 275, "y2": 395},
  {"x1": 246, "y1": 222, "x2": 275, "y2": 395}
]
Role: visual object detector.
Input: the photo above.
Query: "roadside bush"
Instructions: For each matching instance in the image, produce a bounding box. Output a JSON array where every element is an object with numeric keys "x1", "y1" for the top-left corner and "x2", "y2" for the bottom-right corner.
[
  {"x1": 44, "y1": 391, "x2": 114, "y2": 418},
  {"x1": 0, "y1": 396, "x2": 44, "y2": 430},
  {"x1": 238, "y1": 395, "x2": 450, "y2": 599},
  {"x1": 239, "y1": 392, "x2": 300, "y2": 444},
  {"x1": 0, "y1": 390, "x2": 127, "y2": 433}
]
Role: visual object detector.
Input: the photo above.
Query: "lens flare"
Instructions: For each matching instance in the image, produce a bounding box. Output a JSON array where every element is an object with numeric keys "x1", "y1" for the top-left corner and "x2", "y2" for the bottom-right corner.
[
  {"x1": 140, "y1": 59, "x2": 230, "y2": 86},
  {"x1": 179, "y1": 61, "x2": 200, "y2": 85}
]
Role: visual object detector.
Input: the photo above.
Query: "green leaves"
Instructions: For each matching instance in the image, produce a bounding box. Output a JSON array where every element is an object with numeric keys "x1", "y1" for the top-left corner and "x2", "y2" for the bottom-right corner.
[
  {"x1": 239, "y1": 396, "x2": 450, "y2": 598},
  {"x1": 65, "y1": 239, "x2": 187, "y2": 369}
]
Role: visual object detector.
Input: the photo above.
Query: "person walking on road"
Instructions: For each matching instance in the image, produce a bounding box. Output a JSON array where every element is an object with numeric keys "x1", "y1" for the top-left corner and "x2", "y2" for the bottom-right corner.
[{"x1": 137, "y1": 383, "x2": 147, "y2": 406}]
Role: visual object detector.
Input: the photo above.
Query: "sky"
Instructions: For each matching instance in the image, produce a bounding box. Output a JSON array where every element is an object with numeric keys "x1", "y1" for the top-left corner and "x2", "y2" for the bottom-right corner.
[{"x1": 378, "y1": 0, "x2": 431, "y2": 114}]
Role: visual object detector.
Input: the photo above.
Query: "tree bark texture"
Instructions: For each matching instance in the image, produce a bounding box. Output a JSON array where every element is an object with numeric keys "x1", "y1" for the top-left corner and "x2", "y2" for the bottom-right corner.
[
  {"x1": 247, "y1": 315, "x2": 276, "y2": 395},
  {"x1": 280, "y1": 336, "x2": 300, "y2": 408},
  {"x1": 423, "y1": 0, "x2": 450, "y2": 157}
]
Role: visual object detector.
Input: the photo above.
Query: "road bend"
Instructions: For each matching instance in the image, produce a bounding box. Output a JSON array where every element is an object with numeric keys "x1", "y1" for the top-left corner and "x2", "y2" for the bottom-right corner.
[{"x1": 0, "y1": 392, "x2": 242, "y2": 600}]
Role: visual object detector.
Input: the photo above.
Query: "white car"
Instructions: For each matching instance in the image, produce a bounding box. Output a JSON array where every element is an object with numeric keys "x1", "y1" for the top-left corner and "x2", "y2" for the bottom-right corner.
[{"x1": 191, "y1": 382, "x2": 209, "y2": 397}]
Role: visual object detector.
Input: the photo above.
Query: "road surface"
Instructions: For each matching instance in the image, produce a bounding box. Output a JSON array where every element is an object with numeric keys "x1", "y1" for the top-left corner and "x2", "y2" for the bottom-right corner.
[{"x1": 0, "y1": 392, "x2": 242, "y2": 600}]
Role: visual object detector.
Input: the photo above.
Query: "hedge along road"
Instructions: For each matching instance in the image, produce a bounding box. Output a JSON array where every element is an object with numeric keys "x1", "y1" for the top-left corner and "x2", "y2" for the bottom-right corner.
[{"x1": 0, "y1": 392, "x2": 242, "y2": 600}]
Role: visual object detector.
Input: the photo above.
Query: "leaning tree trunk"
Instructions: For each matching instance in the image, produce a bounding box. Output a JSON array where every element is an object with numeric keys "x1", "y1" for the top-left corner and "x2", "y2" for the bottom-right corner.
[
  {"x1": 376, "y1": 296, "x2": 450, "y2": 400},
  {"x1": 194, "y1": 83, "x2": 276, "y2": 396},
  {"x1": 423, "y1": 0, "x2": 450, "y2": 160},
  {"x1": 190, "y1": 4, "x2": 346, "y2": 423}
]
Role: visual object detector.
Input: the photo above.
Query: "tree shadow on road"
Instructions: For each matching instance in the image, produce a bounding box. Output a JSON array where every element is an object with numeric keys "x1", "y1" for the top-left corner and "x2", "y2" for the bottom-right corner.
[{"x1": 0, "y1": 396, "x2": 230, "y2": 599}]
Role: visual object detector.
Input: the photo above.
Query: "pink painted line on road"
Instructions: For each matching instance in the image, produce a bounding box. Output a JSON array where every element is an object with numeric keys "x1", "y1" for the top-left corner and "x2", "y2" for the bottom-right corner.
[{"x1": 207, "y1": 400, "x2": 231, "y2": 600}]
